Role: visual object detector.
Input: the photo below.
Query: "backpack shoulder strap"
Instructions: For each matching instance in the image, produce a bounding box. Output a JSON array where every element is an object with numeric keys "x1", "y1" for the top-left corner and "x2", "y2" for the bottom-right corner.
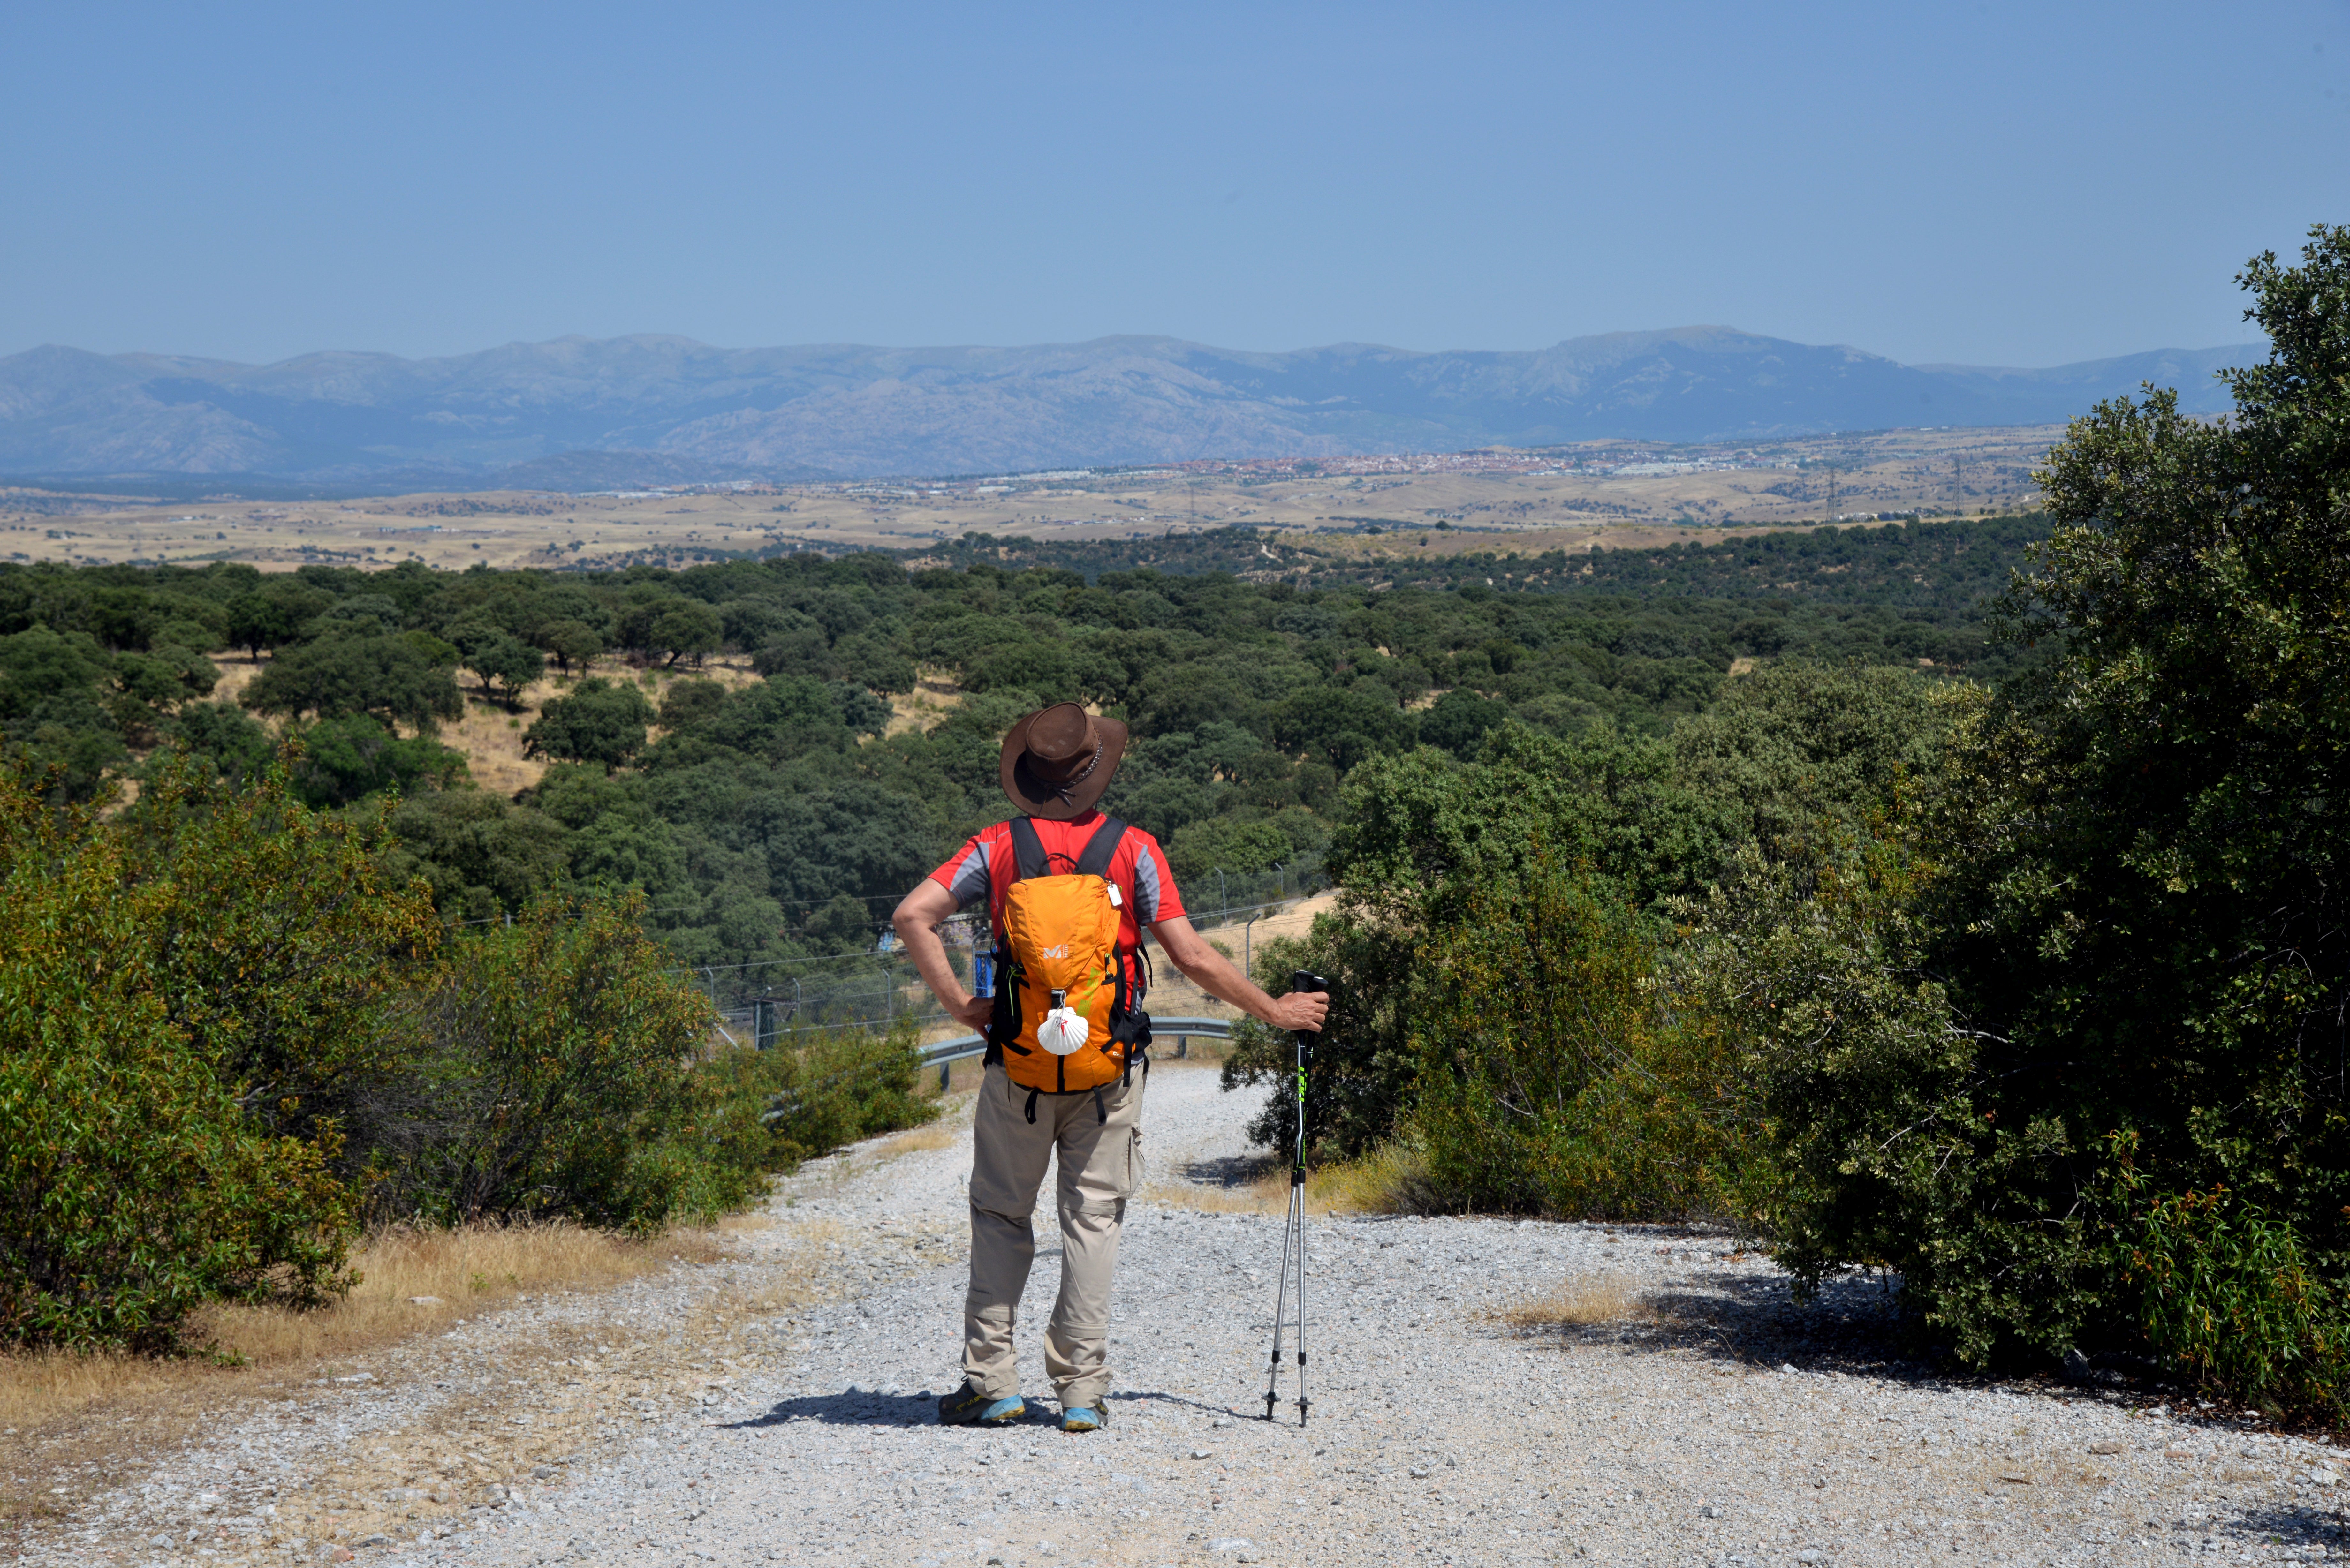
[
  {"x1": 1074, "y1": 816, "x2": 1127, "y2": 878},
  {"x1": 1007, "y1": 817, "x2": 1052, "y2": 881}
]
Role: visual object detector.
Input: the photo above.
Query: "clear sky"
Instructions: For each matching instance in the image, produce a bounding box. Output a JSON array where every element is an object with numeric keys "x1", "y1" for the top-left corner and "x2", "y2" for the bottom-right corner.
[{"x1": 3, "y1": 1, "x2": 2344, "y2": 368}]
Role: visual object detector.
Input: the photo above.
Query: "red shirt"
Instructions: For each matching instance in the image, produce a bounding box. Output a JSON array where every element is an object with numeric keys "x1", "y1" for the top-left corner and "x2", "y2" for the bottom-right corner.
[{"x1": 928, "y1": 812, "x2": 1187, "y2": 968}]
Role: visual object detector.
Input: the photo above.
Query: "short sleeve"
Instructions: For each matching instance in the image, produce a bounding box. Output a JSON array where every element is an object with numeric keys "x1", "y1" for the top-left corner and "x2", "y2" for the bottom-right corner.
[
  {"x1": 1128, "y1": 835, "x2": 1185, "y2": 926},
  {"x1": 929, "y1": 834, "x2": 993, "y2": 910}
]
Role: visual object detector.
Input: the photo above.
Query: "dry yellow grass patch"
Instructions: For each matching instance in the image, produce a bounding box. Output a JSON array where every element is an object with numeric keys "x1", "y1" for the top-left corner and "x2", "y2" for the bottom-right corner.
[
  {"x1": 205, "y1": 657, "x2": 264, "y2": 706},
  {"x1": 875, "y1": 1122, "x2": 960, "y2": 1157},
  {"x1": 440, "y1": 690, "x2": 548, "y2": 795},
  {"x1": 1148, "y1": 1141, "x2": 1429, "y2": 1218},
  {"x1": 194, "y1": 652, "x2": 779, "y2": 802},
  {"x1": 204, "y1": 1221, "x2": 722, "y2": 1363},
  {"x1": 1501, "y1": 1274, "x2": 1656, "y2": 1331},
  {"x1": 887, "y1": 669, "x2": 966, "y2": 737},
  {"x1": 0, "y1": 1222, "x2": 718, "y2": 1447}
]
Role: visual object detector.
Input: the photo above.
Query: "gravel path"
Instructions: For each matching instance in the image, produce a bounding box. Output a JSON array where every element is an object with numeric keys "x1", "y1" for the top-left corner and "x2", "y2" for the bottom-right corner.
[{"x1": 24, "y1": 1060, "x2": 2350, "y2": 1567}]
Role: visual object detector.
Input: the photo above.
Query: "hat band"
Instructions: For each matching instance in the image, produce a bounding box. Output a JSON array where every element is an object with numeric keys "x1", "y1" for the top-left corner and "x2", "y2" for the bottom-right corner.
[{"x1": 1036, "y1": 737, "x2": 1103, "y2": 805}]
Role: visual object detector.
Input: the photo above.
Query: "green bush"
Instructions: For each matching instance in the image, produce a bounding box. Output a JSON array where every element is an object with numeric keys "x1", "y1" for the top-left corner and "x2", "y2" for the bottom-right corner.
[
  {"x1": 2126, "y1": 1176, "x2": 2350, "y2": 1422},
  {"x1": 1747, "y1": 230, "x2": 2350, "y2": 1371},
  {"x1": 524, "y1": 676, "x2": 655, "y2": 771},
  {"x1": 1682, "y1": 832, "x2": 2015, "y2": 1344},
  {"x1": 242, "y1": 633, "x2": 463, "y2": 730},
  {"x1": 288, "y1": 712, "x2": 468, "y2": 807},
  {"x1": 0, "y1": 763, "x2": 363, "y2": 1352},
  {"x1": 375, "y1": 893, "x2": 744, "y2": 1231},
  {"x1": 738, "y1": 1019, "x2": 940, "y2": 1170},
  {"x1": 1223, "y1": 914, "x2": 1421, "y2": 1161},
  {"x1": 1411, "y1": 868, "x2": 1762, "y2": 1221},
  {"x1": 0, "y1": 753, "x2": 880, "y2": 1350}
]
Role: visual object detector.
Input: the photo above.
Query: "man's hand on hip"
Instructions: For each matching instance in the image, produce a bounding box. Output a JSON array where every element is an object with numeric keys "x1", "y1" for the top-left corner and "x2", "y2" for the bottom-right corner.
[{"x1": 947, "y1": 993, "x2": 994, "y2": 1031}]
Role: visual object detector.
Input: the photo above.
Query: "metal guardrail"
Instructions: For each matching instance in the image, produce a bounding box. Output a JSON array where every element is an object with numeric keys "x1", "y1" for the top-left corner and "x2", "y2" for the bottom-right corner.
[
  {"x1": 920, "y1": 1016, "x2": 1235, "y2": 1089},
  {"x1": 757, "y1": 1016, "x2": 1240, "y2": 1125}
]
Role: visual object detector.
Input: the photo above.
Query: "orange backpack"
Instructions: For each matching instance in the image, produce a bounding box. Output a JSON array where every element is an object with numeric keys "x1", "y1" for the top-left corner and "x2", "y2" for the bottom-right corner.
[{"x1": 986, "y1": 817, "x2": 1151, "y2": 1116}]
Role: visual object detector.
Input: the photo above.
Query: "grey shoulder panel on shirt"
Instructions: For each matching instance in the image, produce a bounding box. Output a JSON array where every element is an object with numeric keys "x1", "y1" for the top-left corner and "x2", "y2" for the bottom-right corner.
[
  {"x1": 948, "y1": 838, "x2": 993, "y2": 909},
  {"x1": 1130, "y1": 841, "x2": 1166, "y2": 926}
]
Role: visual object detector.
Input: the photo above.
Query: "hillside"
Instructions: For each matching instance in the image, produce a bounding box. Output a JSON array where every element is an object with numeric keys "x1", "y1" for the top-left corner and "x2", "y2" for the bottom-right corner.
[
  {"x1": 0, "y1": 330, "x2": 2255, "y2": 486},
  {"x1": 0, "y1": 514, "x2": 2045, "y2": 997}
]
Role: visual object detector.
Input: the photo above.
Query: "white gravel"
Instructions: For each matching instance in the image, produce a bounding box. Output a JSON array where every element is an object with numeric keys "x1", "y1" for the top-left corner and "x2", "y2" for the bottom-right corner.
[{"x1": 21, "y1": 1059, "x2": 2350, "y2": 1567}]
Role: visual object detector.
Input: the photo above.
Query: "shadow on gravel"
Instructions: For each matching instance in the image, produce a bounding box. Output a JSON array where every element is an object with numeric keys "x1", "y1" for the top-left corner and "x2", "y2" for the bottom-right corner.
[
  {"x1": 2230, "y1": 1498, "x2": 2350, "y2": 1556},
  {"x1": 1502, "y1": 1258, "x2": 2197, "y2": 1409},
  {"x1": 1500, "y1": 1263, "x2": 1941, "y2": 1386},
  {"x1": 1179, "y1": 1152, "x2": 1275, "y2": 1190},
  {"x1": 1633, "y1": 1268, "x2": 1925, "y2": 1379},
  {"x1": 1113, "y1": 1390, "x2": 1247, "y2": 1421},
  {"x1": 726, "y1": 1389, "x2": 1250, "y2": 1432},
  {"x1": 725, "y1": 1391, "x2": 942, "y2": 1429}
]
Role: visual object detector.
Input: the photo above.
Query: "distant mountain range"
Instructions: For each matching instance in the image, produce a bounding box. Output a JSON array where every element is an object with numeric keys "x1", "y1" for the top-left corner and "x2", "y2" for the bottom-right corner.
[{"x1": 0, "y1": 328, "x2": 2257, "y2": 491}]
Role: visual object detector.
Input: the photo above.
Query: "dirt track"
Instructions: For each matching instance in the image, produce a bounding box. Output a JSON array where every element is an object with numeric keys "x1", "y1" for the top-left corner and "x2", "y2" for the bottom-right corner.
[{"x1": 22, "y1": 1061, "x2": 2350, "y2": 1568}]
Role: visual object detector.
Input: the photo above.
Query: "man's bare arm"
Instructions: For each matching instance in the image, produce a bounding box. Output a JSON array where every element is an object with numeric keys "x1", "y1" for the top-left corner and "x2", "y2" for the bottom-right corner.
[
  {"x1": 1150, "y1": 915, "x2": 1329, "y2": 1033},
  {"x1": 891, "y1": 879, "x2": 993, "y2": 1031}
]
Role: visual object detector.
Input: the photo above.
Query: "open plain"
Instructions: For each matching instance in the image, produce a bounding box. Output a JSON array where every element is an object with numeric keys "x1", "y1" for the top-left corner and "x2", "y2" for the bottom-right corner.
[{"x1": 0, "y1": 426, "x2": 2053, "y2": 576}]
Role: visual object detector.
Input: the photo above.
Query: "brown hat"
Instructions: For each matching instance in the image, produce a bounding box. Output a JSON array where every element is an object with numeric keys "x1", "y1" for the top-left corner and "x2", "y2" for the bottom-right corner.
[{"x1": 1000, "y1": 702, "x2": 1129, "y2": 820}]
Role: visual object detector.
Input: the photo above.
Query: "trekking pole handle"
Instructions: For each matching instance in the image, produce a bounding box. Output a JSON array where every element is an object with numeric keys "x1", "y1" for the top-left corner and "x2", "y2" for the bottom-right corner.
[{"x1": 1289, "y1": 971, "x2": 1327, "y2": 1038}]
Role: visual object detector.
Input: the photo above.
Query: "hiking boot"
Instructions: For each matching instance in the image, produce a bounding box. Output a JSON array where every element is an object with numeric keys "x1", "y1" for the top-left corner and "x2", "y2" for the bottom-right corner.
[
  {"x1": 937, "y1": 1381, "x2": 1024, "y2": 1426},
  {"x1": 1060, "y1": 1403, "x2": 1108, "y2": 1433}
]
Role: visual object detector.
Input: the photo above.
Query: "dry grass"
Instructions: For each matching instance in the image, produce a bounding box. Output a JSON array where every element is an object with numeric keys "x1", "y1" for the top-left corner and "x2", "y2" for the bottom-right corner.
[
  {"x1": 0, "y1": 1221, "x2": 718, "y2": 1442},
  {"x1": 438, "y1": 687, "x2": 548, "y2": 795},
  {"x1": 204, "y1": 1221, "x2": 722, "y2": 1363},
  {"x1": 1155, "y1": 1034, "x2": 1232, "y2": 1066},
  {"x1": 4, "y1": 1215, "x2": 843, "y2": 1550},
  {"x1": 798, "y1": 1107, "x2": 970, "y2": 1193},
  {"x1": 887, "y1": 669, "x2": 966, "y2": 737},
  {"x1": 1149, "y1": 1139, "x2": 1434, "y2": 1217},
  {"x1": 873, "y1": 1122, "x2": 959, "y2": 1157},
  {"x1": 196, "y1": 652, "x2": 780, "y2": 803},
  {"x1": 1502, "y1": 1274, "x2": 1657, "y2": 1331}
]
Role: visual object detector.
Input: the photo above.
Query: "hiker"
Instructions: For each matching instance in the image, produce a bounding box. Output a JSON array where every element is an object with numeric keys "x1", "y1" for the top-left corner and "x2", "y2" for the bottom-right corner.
[{"x1": 892, "y1": 701, "x2": 1329, "y2": 1433}]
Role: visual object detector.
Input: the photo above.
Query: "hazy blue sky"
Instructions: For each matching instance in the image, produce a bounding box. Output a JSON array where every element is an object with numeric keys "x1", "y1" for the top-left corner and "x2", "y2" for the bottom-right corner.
[{"x1": 4, "y1": 1, "x2": 2344, "y2": 367}]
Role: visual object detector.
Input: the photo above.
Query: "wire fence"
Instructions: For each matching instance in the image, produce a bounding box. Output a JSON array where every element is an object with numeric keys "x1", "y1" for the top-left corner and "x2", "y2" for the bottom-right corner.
[
  {"x1": 685, "y1": 948, "x2": 968, "y2": 1048},
  {"x1": 1180, "y1": 856, "x2": 1328, "y2": 927},
  {"x1": 667, "y1": 857, "x2": 1331, "y2": 1049}
]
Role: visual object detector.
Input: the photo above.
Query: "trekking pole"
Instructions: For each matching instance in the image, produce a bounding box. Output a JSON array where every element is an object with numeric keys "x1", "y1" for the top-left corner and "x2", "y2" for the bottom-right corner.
[{"x1": 1264, "y1": 970, "x2": 1326, "y2": 1427}]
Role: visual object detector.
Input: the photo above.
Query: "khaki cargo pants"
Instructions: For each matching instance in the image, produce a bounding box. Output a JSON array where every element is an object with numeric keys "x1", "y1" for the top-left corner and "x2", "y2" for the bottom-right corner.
[{"x1": 962, "y1": 1059, "x2": 1146, "y2": 1411}]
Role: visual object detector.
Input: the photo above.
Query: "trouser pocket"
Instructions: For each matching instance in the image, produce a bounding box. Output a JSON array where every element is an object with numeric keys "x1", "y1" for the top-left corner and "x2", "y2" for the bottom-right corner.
[{"x1": 1124, "y1": 1126, "x2": 1146, "y2": 1197}]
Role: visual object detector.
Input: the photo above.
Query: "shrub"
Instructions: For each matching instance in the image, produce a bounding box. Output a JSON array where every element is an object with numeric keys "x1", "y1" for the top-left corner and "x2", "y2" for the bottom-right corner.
[
  {"x1": 110, "y1": 752, "x2": 444, "y2": 1156},
  {"x1": 1222, "y1": 914, "x2": 1421, "y2": 1161},
  {"x1": 242, "y1": 634, "x2": 463, "y2": 731},
  {"x1": 288, "y1": 712, "x2": 468, "y2": 807},
  {"x1": 2122, "y1": 1166, "x2": 2350, "y2": 1421},
  {"x1": 735, "y1": 1019, "x2": 940, "y2": 1171},
  {"x1": 1756, "y1": 231, "x2": 2350, "y2": 1368},
  {"x1": 1410, "y1": 867, "x2": 1759, "y2": 1221},
  {"x1": 375, "y1": 893, "x2": 741, "y2": 1231},
  {"x1": 0, "y1": 764, "x2": 362, "y2": 1352}
]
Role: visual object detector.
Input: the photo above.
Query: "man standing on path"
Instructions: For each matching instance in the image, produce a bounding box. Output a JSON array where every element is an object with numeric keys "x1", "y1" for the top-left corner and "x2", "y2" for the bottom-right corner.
[{"x1": 893, "y1": 701, "x2": 1328, "y2": 1433}]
